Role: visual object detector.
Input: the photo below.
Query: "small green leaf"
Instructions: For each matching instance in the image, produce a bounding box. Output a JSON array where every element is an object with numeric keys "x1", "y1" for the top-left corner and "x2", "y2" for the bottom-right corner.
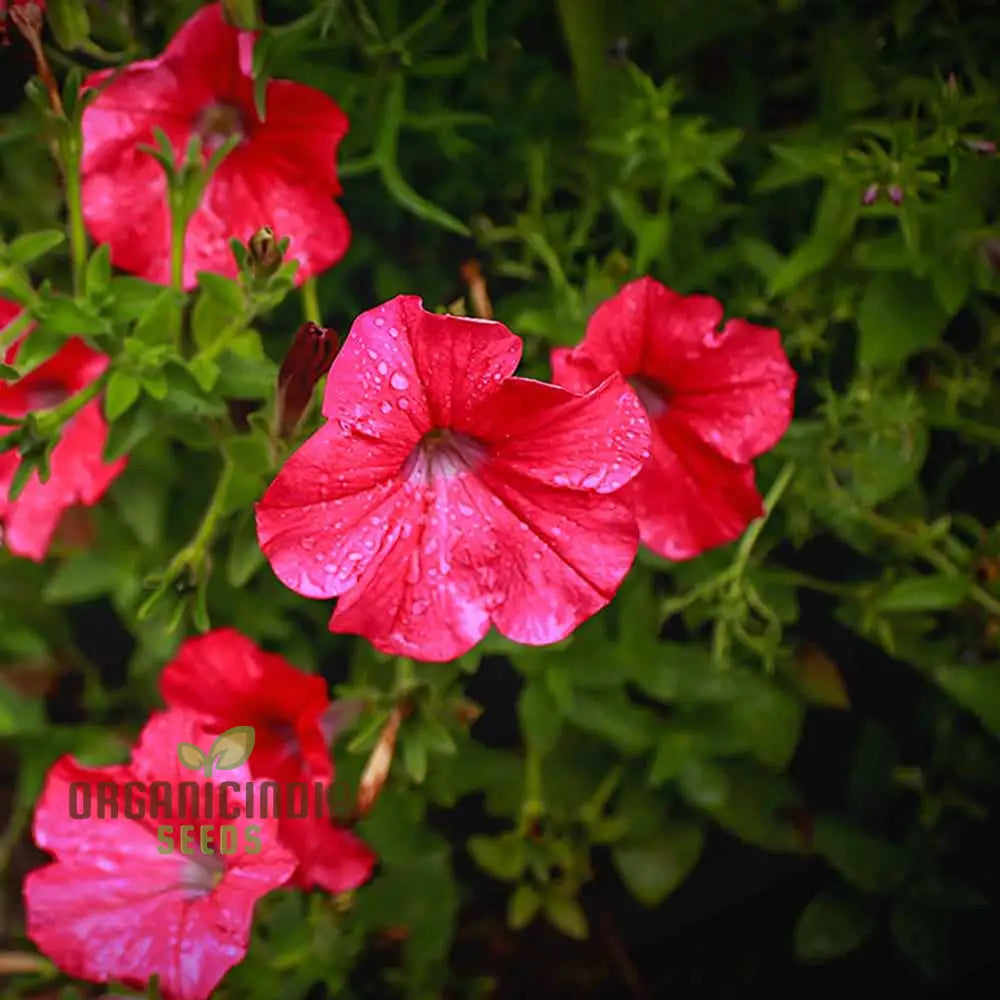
[
  {"x1": 103, "y1": 400, "x2": 156, "y2": 461},
  {"x1": 612, "y1": 822, "x2": 704, "y2": 906},
  {"x1": 196, "y1": 272, "x2": 244, "y2": 313},
  {"x1": 226, "y1": 509, "x2": 265, "y2": 587},
  {"x1": 85, "y1": 243, "x2": 112, "y2": 295},
  {"x1": 43, "y1": 551, "x2": 129, "y2": 604},
  {"x1": 517, "y1": 679, "x2": 561, "y2": 755},
  {"x1": 189, "y1": 355, "x2": 220, "y2": 392},
  {"x1": 36, "y1": 297, "x2": 108, "y2": 336},
  {"x1": 0, "y1": 363, "x2": 19, "y2": 381},
  {"x1": 543, "y1": 894, "x2": 588, "y2": 940},
  {"x1": 507, "y1": 884, "x2": 540, "y2": 929},
  {"x1": 794, "y1": 892, "x2": 876, "y2": 962},
  {"x1": 933, "y1": 663, "x2": 1000, "y2": 737},
  {"x1": 857, "y1": 273, "x2": 950, "y2": 367},
  {"x1": 813, "y1": 817, "x2": 909, "y2": 893},
  {"x1": 104, "y1": 371, "x2": 141, "y2": 421},
  {"x1": 46, "y1": 0, "x2": 91, "y2": 50},
  {"x1": 5, "y1": 230, "x2": 66, "y2": 265},
  {"x1": 0, "y1": 679, "x2": 45, "y2": 736},
  {"x1": 875, "y1": 574, "x2": 969, "y2": 612},
  {"x1": 110, "y1": 277, "x2": 171, "y2": 324},
  {"x1": 468, "y1": 834, "x2": 525, "y2": 881},
  {"x1": 133, "y1": 288, "x2": 183, "y2": 346}
]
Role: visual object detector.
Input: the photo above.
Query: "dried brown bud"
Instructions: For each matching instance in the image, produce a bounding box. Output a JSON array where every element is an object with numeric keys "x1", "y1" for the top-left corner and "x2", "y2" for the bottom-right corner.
[
  {"x1": 247, "y1": 226, "x2": 282, "y2": 279},
  {"x1": 356, "y1": 706, "x2": 404, "y2": 819},
  {"x1": 275, "y1": 322, "x2": 339, "y2": 438}
]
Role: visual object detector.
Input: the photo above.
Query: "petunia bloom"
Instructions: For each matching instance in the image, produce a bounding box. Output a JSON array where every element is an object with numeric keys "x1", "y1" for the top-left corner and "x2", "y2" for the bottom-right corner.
[
  {"x1": 80, "y1": 2, "x2": 350, "y2": 289},
  {"x1": 551, "y1": 277, "x2": 796, "y2": 560},
  {"x1": 24, "y1": 709, "x2": 297, "y2": 1000},
  {"x1": 256, "y1": 294, "x2": 652, "y2": 662},
  {"x1": 0, "y1": 300, "x2": 126, "y2": 561},
  {"x1": 159, "y1": 628, "x2": 375, "y2": 893}
]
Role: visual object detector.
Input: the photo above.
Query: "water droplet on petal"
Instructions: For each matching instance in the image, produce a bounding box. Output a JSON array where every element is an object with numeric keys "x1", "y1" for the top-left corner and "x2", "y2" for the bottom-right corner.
[
  {"x1": 390, "y1": 372, "x2": 409, "y2": 391},
  {"x1": 377, "y1": 361, "x2": 388, "y2": 375}
]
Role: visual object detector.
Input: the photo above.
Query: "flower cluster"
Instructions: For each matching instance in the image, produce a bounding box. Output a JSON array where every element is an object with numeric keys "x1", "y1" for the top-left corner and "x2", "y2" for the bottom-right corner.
[
  {"x1": 6, "y1": 3, "x2": 797, "y2": 996},
  {"x1": 26, "y1": 630, "x2": 374, "y2": 1000}
]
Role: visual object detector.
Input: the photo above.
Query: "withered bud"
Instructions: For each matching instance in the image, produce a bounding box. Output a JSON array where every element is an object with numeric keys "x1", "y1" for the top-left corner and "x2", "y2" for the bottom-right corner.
[
  {"x1": 459, "y1": 258, "x2": 493, "y2": 319},
  {"x1": 356, "y1": 707, "x2": 404, "y2": 819},
  {"x1": 247, "y1": 226, "x2": 282, "y2": 279},
  {"x1": 8, "y1": 1, "x2": 45, "y2": 40},
  {"x1": 275, "y1": 322, "x2": 339, "y2": 439}
]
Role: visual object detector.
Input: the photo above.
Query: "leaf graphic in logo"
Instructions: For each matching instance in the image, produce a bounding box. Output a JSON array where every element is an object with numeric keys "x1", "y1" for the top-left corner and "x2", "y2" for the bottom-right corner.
[
  {"x1": 178, "y1": 742, "x2": 207, "y2": 771},
  {"x1": 206, "y1": 725, "x2": 255, "y2": 775}
]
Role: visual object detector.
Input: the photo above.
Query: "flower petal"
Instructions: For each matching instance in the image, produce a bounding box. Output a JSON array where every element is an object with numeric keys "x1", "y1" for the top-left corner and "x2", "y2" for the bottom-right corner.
[
  {"x1": 665, "y1": 317, "x2": 797, "y2": 463},
  {"x1": 322, "y1": 296, "x2": 521, "y2": 430},
  {"x1": 282, "y1": 817, "x2": 376, "y2": 893},
  {"x1": 481, "y1": 374, "x2": 650, "y2": 494},
  {"x1": 627, "y1": 417, "x2": 764, "y2": 561}
]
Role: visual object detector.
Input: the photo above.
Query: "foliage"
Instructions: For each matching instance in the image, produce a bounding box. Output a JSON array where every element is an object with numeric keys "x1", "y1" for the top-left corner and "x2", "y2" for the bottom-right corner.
[{"x1": 2, "y1": 0, "x2": 1000, "y2": 996}]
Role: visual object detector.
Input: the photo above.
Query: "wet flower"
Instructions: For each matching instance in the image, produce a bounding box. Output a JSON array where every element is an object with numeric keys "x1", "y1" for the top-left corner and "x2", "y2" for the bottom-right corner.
[
  {"x1": 275, "y1": 321, "x2": 339, "y2": 439},
  {"x1": 80, "y1": 2, "x2": 350, "y2": 289},
  {"x1": 24, "y1": 709, "x2": 297, "y2": 1000},
  {"x1": 551, "y1": 277, "x2": 796, "y2": 560},
  {"x1": 159, "y1": 628, "x2": 375, "y2": 893},
  {"x1": 256, "y1": 295, "x2": 651, "y2": 662},
  {"x1": 0, "y1": 300, "x2": 126, "y2": 561}
]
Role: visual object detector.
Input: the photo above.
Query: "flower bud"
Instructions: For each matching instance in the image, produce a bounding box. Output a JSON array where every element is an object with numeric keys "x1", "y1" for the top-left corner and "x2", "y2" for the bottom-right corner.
[
  {"x1": 356, "y1": 707, "x2": 403, "y2": 819},
  {"x1": 963, "y1": 138, "x2": 997, "y2": 156},
  {"x1": 275, "y1": 322, "x2": 339, "y2": 439},
  {"x1": 247, "y1": 226, "x2": 282, "y2": 279},
  {"x1": 887, "y1": 184, "x2": 904, "y2": 205},
  {"x1": 861, "y1": 182, "x2": 880, "y2": 205},
  {"x1": 221, "y1": 0, "x2": 260, "y2": 30}
]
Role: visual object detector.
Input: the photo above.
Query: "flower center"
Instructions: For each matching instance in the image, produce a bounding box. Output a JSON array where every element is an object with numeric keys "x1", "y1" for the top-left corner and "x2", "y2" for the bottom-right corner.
[
  {"x1": 401, "y1": 428, "x2": 486, "y2": 485},
  {"x1": 627, "y1": 374, "x2": 670, "y2": 418},
  {"x1": 26, "y1": 378, "x2": 70, "y2": 410},
  {"x1": 194, "y1": 101, "x2": 247, "y2": 152},
  {"x1": 179, "y1": 852, "x2": 224, "y2": 896}
]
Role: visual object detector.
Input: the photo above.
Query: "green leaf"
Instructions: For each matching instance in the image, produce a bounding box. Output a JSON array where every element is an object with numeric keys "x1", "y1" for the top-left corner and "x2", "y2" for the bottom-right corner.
[
  {"x1": 5, "y1": 230, "x2": 66, "y2": 265},
  {"x1": 189, "y1": 355, "x2": 220, "y2": 392},
  {"x1": 46, "y1": 0, "x2": 91, "y2": 50},
  {"x1": 0, "y1": 679, "x2": 45, "y2": 736},
  {"x1": 104, "y1": 371, "x2": 142, "y2": 421},
  {"x1": 857, "y1": 273, "x2": 950, "y2": 367},
  {"x1": 36, "y1": 297, "x2": 108, "y2": 336},
  {"x1": 507, "y1": 884, "x2": 541, "y2": 930},
  {"x1": 226, "y1": 509, "x2": 266, "y2": 587},
  {"x1": 468, "y1": 834, "x2": 525, "y2": 881},
  {"x1": 133, "y1": 288, "x2": 184, "y2": 346},
  {"x1": 109, "y1": 470, "x2": 168, "y2": 547},
  {"x1": 612, "y1": 822, "x2": 704, "y2": 906},
  {"x1": 517, "y1": 679, "x2": 562, "y2": 755},
  {"x1": 559, "y1": 689, "x2": 655, "y2": 754},
  {"x1": 875, "y1": 574, "x2": 969, "y2": 612},
  {"x1": 103, "y1": 400, "x2": 156, "y2": 461},
  {"x1": 12, "y1": 325, "x2": 67, "y2": 371},
  {"x1": 43, "y1": 551, "x2": 129, "y2": 604},
  {"x1": 813, "y1": 817, "x2": 909, "y2": 893},
  {"x1": 543, "y1": 894, "x2": 588, "y2": 940},
  {"x1": 196, "y1": 272, "x2": 245, "y2": 313},
  {"x1": 215, "y1": 354, "x2": 275, "y2": 398},
  {"x1": 0, "y1": 362, "x2": 19, "y2": 381},
  {"x1": 724, "y1": 678, "x2": 804, "y2": 767},
  {"x1": 933, "y1": 664, "x2": 1000, "y2": 737},
  {"x1": 110, "y1": 277, "x2": 171, "y2": 324},
  {"x1": 794, "y1": 892, "x2": 876, "y2": 962},
  {"x1": 85, "y1": 243, "x2": 112, "y2": 295}
]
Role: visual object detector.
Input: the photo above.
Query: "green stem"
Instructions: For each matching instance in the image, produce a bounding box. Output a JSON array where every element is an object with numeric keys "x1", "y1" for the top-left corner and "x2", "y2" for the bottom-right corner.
[
  {"x1": 301, "y1": 277, "x2": 321, "y2": 325},
  {"x1": 555, "y1": 0, "x2": 611, "y2": 127},
  {"x1": 169, "y1": 195, "x2": 187, "y2": 294},
  {"x1": 730, "y1": 461, "x2": 797, "y2": 580},
  {"x1": 519, "y1": 744, "x2": 545, "y2": 833},
  {"x1": 61, "y1": 135, "x2": 88, "y2": 297},
  {"x1": 0, "y1": 311, "x2": 34, "y2": 351},
  {"x1": 188, "y1": 458, "x2": 235, "y2": 559}
]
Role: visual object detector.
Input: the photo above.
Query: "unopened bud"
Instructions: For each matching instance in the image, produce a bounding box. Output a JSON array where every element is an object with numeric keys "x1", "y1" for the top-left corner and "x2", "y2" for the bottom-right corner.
[
  {"x1": 221, "y1": 0, "x2": 260, "y2": 30},
  {"x1": 275, "y1": 322, "x2": 339, "y2": 438},
  {"x1": 887, "y1": 184, "x2": 904, "y2": 205},
  {"x1": 356, "y1": 707, "x2": 404, "y2": 819},
  {"x1": 247, "y1": 226, "x2": 282, "y2": 279},
  {"x1": 861, "y1": 182, "x2": 880, "y2": 205}
]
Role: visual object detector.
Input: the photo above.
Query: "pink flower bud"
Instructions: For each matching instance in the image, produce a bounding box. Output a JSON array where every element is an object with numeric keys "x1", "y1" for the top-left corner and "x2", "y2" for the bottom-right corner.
[{"x1": 275, "y1": 322, "x2": 339, "y2": 439}]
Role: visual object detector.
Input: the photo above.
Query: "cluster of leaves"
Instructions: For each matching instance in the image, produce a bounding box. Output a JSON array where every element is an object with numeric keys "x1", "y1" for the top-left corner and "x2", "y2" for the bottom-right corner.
[{"x1": 2, "y1": 0, "x2": 1000, "y2": 997}]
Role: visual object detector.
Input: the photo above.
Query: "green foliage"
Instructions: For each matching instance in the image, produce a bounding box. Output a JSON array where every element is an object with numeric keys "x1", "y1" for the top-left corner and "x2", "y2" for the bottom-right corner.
[{"x1": 2, "y1": 0, "x2": 1000, "y2": 997}]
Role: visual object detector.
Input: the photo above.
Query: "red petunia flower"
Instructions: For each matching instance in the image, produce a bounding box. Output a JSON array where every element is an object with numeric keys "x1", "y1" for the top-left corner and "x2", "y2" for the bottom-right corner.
[
  {"x1": 80, "y1": 2, "x2": 350, "y2": 289},
  {"x1": 0, "y1": 300, "x2": 126, "y2": 561},
  {"x1": 256, "y1": 295, "x2": 651, "y2": 662},
  {"x1": 551, "y1": 278, "x2": 796, "y2": 560},
  {"x1": 24, "y1": 709, "x2": 297, "y2": 1000},
  {"x1": 159, "y1": 628, "x2": 375, "y2": 893}
]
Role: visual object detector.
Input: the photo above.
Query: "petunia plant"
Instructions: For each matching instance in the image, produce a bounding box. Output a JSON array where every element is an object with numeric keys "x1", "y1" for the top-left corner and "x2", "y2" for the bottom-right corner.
[{"x1": 2, "y1": 1, "x2": 1000, "y2": 999}]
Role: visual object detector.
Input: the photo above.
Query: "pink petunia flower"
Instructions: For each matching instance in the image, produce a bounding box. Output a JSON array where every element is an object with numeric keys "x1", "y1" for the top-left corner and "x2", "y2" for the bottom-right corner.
[
  {"x1": 0, "y1": 300, "x2": 126, "y2": 561},
  {"x1": 256, "y1": 295, "x2": 652, "y2": 662},
  {"x1": 159, "y1": 628, "x2": 376, "y2": 893},
  {"x1": 551, "y1": 277, "x2": 796, "y2": 560},
  {"x1": 24, "y1": 709, "x2": 298, "y2": 1000},
  {"x1": 80, "y1": 2, "x2": 350, "y2": 289}
]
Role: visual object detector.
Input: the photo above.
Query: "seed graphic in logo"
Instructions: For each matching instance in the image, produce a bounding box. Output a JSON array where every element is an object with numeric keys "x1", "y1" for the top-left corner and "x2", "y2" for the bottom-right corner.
[{"x1": 177, "y1": 725, "x2": 255, "y2": 777}]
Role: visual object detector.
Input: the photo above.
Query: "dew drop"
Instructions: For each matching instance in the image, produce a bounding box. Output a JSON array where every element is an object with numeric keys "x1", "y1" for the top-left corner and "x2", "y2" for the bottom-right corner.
[
  {"x1": 398, "y1": 397, "x2": 410, "y2": 410},
  {"x1": 374, "y1": 316, "x2": 385, "y2": 327},
  {"x1": 380, "y1": 400, "x2": 392, "y2": 413},
  {"x1": 390, "y1": 372, "x2": 409, "y2": 391},
  {"x1": 377, "y1": 361, "x2": 388, "y2": 376}
]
